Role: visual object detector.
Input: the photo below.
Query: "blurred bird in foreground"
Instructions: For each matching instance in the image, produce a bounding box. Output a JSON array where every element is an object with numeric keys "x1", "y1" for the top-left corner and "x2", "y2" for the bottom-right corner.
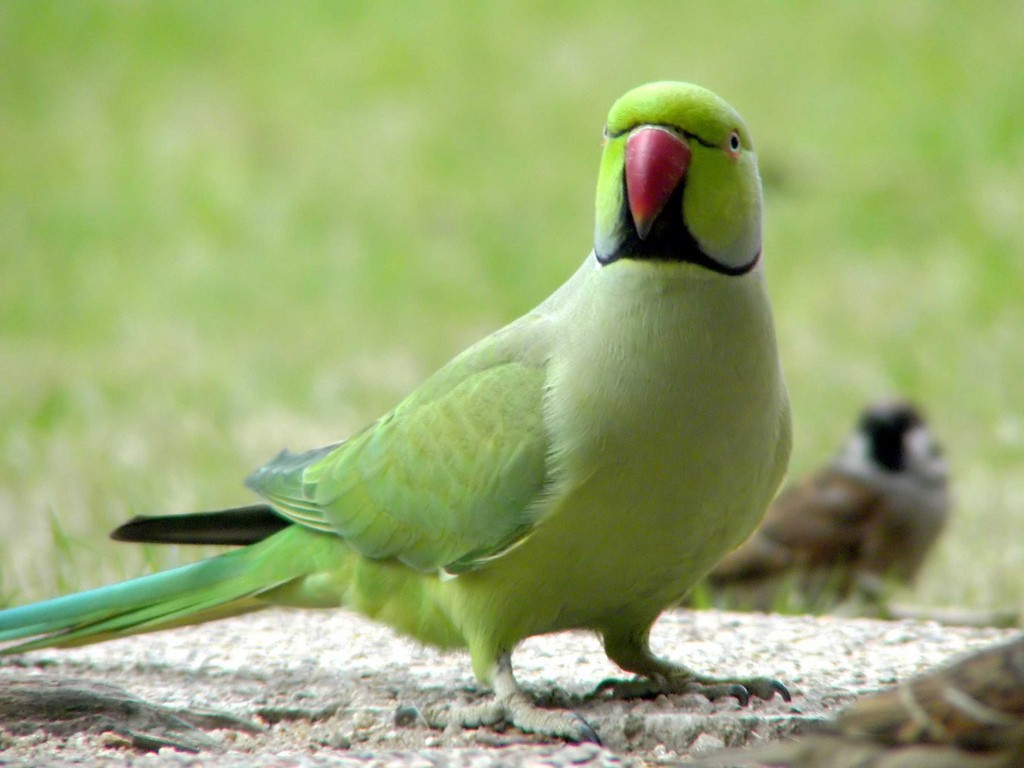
[
  {"x1": 696, "y1": 634, "x2": 1024, "y2": 767},
  {"x1": 700, "y1": 399, "x2": 950, "y2": 615}
]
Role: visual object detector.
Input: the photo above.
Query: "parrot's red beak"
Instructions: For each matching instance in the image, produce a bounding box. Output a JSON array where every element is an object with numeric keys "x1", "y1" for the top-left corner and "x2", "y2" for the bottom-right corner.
[{"x1": 625, "y1": 127, "x2": 691, "y2": 241}]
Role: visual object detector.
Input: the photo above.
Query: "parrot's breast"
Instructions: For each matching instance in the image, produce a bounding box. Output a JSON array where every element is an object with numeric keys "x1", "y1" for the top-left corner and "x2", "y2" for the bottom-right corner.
[{"x1": 455, "y1": 261, "x2": 790, "y2": 647}]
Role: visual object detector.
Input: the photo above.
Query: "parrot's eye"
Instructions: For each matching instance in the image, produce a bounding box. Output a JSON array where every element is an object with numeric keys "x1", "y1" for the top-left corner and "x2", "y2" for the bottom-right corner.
[{"x1": 726, "y1": 131, "x2": 742, "y2": 156}]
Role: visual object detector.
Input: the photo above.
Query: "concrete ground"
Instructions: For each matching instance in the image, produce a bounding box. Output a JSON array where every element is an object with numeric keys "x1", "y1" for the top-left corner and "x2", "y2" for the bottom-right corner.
[{"x1": 0, "y1": 608, "x2": 1015, "y2": 766}]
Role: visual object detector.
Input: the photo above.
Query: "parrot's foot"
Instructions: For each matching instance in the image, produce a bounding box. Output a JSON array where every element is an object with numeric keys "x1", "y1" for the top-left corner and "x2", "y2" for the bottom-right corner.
[
  {"x1": 598, "y1": 628, "x2": 791, "y2": 707},
  {"x1": 591, "y1": 670, "x2": 790, "y2": 706},
  {"x1": 419, "y1": 653, "x2": 600, "y2": 744}
]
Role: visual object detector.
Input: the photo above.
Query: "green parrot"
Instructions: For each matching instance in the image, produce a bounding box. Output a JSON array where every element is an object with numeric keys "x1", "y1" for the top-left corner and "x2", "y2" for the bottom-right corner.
[{"x1": 0, "y1": 81, "x2": 792, "y2": 742}]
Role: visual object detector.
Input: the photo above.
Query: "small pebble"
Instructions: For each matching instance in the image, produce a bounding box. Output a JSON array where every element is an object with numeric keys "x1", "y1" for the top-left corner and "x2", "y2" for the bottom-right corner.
[{"x1": 394, "y1": 704, "x2": 424, "y2": 727}]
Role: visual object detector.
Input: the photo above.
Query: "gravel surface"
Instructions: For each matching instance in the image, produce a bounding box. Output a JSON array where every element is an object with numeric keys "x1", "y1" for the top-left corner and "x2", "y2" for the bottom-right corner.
[{"x1": 0, "y1": 608, "x2": 1015, "y2": 766}]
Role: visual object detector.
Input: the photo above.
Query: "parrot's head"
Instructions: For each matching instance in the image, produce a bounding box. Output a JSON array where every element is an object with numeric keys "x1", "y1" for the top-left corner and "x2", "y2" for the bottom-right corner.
[{"x1": 594, "y1": 82, "x2": 762, "y2": 275}]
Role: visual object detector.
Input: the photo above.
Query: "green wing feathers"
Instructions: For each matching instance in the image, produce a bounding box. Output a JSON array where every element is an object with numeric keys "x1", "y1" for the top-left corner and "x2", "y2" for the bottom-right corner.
[
  {"x1": 0, "y1": 320, "x2": 553, "y2": 655},
  {"x1": 247, "y1": 354, "x2": 552, "y2": 573}
]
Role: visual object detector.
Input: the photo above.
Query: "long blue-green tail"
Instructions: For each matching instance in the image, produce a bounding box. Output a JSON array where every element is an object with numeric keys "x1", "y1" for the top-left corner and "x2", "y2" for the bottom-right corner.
[{"x1": 0, "y1": 524, "x2": 340, "y2": 654}]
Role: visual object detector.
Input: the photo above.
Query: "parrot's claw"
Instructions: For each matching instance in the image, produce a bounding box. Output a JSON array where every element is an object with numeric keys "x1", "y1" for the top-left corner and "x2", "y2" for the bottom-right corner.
[
  {"x1": 741, "y1": 676, "x2": 791, "y2": 702},
  {"x1": 571, "y1": 714, "x2": 601, "y2": 745},
  {"x1": 591, "y1": 673, "x2": 790, "y2": 706}
]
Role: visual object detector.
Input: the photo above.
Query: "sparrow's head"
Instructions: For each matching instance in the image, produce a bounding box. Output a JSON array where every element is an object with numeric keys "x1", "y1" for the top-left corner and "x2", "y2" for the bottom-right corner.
[
  {"x1": 594, "y1": 81, "x2": 762, "y2": 276},
  {"x1": 845, "y1": 400, "x2": 948, "y2": 483}
]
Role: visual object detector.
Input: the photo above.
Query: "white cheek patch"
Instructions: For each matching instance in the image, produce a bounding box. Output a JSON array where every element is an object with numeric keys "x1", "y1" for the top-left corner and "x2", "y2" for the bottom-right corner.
[{"x1": 905, "y1": 425, "x2": 948, "y2": 482}]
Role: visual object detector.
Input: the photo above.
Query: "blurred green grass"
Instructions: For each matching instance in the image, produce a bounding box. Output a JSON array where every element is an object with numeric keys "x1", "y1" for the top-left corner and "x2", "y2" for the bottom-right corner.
[{"x1": 2, "y1": 2, "x2": 1023, "y2": 613}]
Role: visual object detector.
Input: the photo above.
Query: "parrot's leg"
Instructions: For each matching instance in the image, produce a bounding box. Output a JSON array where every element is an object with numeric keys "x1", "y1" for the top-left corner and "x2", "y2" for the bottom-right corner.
[
  {"x1": 421, "y1": 652, "x2": 600, "y2": 743},
  {"x1": 594, "y1": 625, "x2": 790, "y2": 705}
]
